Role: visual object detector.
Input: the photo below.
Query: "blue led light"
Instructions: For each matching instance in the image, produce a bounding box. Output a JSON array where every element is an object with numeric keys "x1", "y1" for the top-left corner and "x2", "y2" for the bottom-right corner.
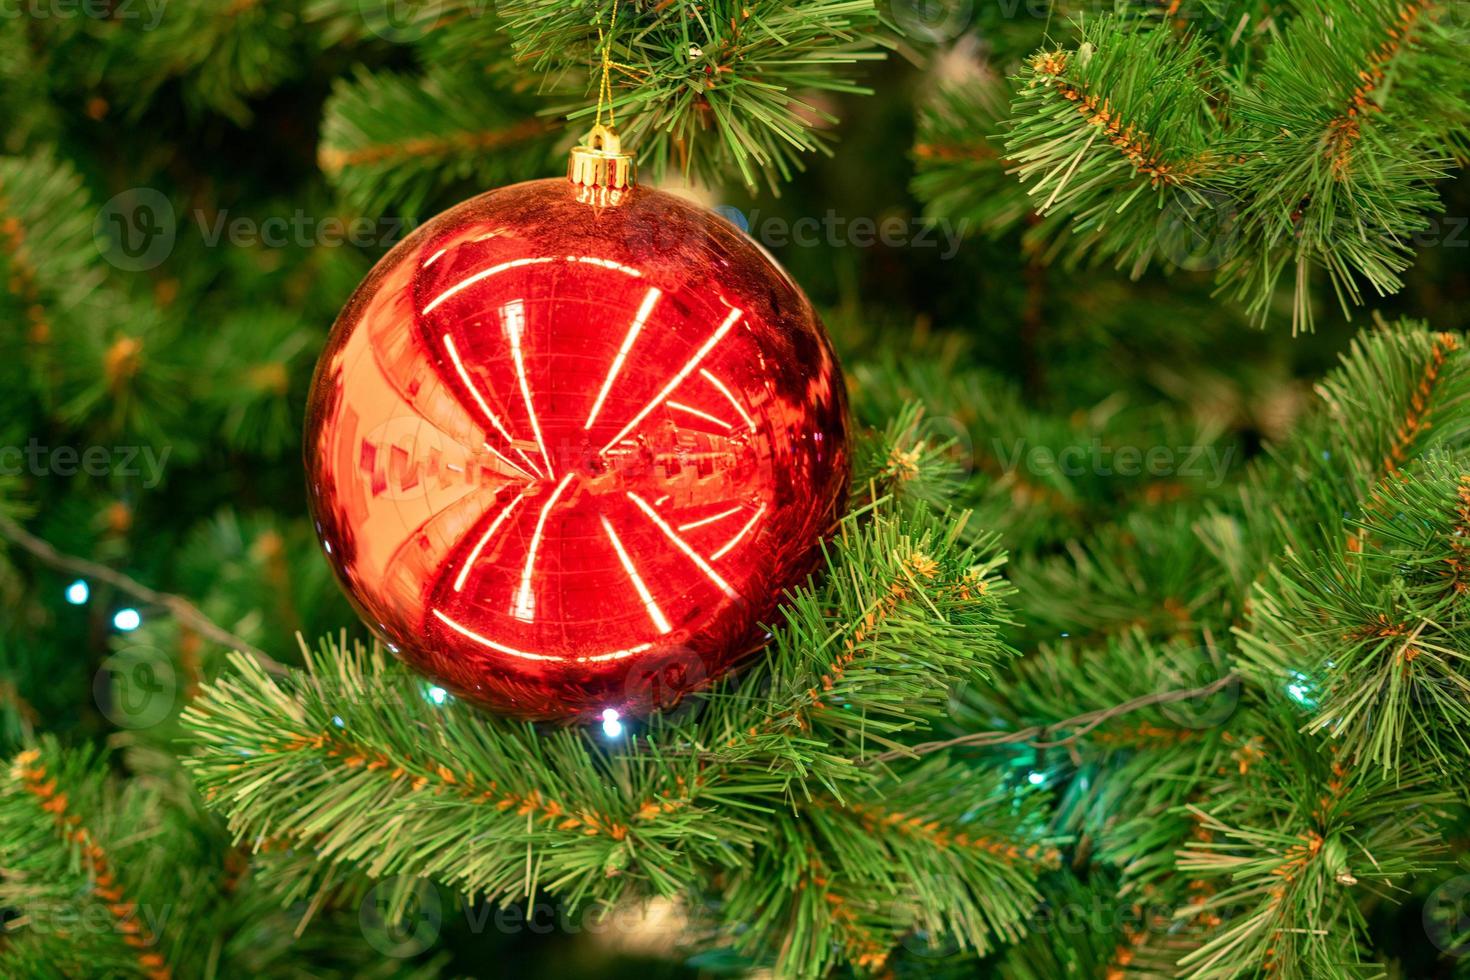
[{"x1": 1285, "y1": 670, "x2": 1318, "y2": 708}]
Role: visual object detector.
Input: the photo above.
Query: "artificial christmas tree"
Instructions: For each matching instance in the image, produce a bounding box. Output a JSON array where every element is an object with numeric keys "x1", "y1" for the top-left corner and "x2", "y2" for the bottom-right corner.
[{"x1": 1, "y1": 1, "x2": 1468, "y2": 977}]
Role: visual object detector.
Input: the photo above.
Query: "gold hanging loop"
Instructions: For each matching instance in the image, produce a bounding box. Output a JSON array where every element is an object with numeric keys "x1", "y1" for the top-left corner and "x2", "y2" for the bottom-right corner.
[
  {"x1": 569, "y1": 1, "x2": 635, "y2": 206},
  {"x1": 569, "y1": 123, "x2": 635, "y2": 207}
]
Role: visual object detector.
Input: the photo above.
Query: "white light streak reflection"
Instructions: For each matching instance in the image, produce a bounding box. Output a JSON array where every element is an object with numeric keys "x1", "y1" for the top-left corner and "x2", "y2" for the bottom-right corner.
[
  {"x1": 433, "y1": 609, "x2": 651, "y2": 663},
  {"x1": 422, "y1": 256, "x2": 555, "y2": 314},
  {"x1": 626, "y1": 492, "x2": 737, "y2": 598},
  {"x1": 452, "y1": 492, "x2": 527, "y2": 592},
  {"x1": 570, "y1": 255, "x2": 643, "y2": 277},
  {"x1": 667, "y1": 401, "x2": 732, "y2": 430},
  {"x1": 514, "y1": 473, "x2": 575, "y2": 621},
  {"x1": 585, "y1": 287, "x2": 662, "y2": 430},
  {"x1": 601, "y1": 516, "x2": 672, "y2": 634},
  {"x1": 600, "y1": 307, "x2": 744, "y2": 455},
  {"x1": 699, "y1": 369, "x2": 757, "y2": 432},
  {"x1": 677, "y1": 505, "x2": 744, "y2": 532},
  {"x1": 503, "y1": 300, "x2": 554, "y2": 478},
  {"x1": 711, "y1": 503, "x2": 767, "y2": 560},
  {"x1": 442, "y1": 334, "x2": 541, "y2": 478}
]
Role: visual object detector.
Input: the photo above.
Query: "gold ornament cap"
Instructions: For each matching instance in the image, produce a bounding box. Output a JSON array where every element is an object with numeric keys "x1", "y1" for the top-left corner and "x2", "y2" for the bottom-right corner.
[{"x1": 568, "y1": 124, "x2": 635, "y2": 207}]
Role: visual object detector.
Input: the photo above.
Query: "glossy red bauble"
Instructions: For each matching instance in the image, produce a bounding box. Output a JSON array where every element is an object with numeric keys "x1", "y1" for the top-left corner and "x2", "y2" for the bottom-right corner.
[{"x1": 305, "y1": 179, "x2": 850, "y2": 720}]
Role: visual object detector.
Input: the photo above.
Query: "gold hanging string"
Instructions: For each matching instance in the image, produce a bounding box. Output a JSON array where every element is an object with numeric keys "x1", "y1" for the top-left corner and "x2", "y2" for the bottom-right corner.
[
  {"x1": 595, "y1": 0, "x2": 620, "y2": 130},
  {"x1": 570, "y1": 0, "x2": 640, "y2": 205},
  {"x1": 592, "y1": 0, "x2": 649, "y2": 132}
]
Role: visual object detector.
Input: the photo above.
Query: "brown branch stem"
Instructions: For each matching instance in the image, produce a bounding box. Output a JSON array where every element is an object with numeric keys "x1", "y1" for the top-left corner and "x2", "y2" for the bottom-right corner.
[
  {"x1": 0, "y1": 512, "x2": 289, "y2": 677},
  {"x1": 866, "y1": 672, "x2": 1240, "y2": 764}
]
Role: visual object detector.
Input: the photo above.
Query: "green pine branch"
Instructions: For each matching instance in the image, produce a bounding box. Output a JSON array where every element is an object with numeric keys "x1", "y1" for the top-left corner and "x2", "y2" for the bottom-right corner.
[
  {"x1": 496, "y1": 0, "x2": 889, "y2": 190},
  {"x1": 182, "y1": 442, "x2": 1061, "y2": 974},
  {"x1": 1238, "y1": 450, "x2": 1470, "y2": 772},
  {"x1": 1005, "y1": 18, "x2": 1224, "y2": 278},
  {"x1": 1219, "y1": 0, "x2": 1469, "y2": 330},
  {"x1": 318, "y1": 65, "x2": 564, "y2": 219},
  {"x1": 917, "y1": 4, "x2": 1470, "y2": 329},
  {"x1": 1176, "y1": 706, "x2": 1455, "y2": 979},
  {"x1": 0, "y1": 738, "x2": 440, "y2": 978}
]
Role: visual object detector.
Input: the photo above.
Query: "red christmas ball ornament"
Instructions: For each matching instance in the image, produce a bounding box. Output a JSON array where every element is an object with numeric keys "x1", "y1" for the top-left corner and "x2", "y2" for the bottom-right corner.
[{"x1": 305, "y1": 129, "x2": 850, "y2": 721}]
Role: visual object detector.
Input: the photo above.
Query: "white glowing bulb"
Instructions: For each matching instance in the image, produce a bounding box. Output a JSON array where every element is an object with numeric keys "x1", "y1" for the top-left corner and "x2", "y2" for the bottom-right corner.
[
  {"x1": 601, "y1": 708, "x2": 623, "y2": 738},
  {"x1": 113, "y1": 608, "x2": 141, "y2": 631},
  {"x1": 65, "y1": 579, "x2": 89, "y2": 605}
]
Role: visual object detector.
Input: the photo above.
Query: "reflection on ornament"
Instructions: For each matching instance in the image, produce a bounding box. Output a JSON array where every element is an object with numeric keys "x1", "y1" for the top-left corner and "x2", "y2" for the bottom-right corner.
[{"x1": 305, "y1": 179, "x2": 849, "y2": 720}]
